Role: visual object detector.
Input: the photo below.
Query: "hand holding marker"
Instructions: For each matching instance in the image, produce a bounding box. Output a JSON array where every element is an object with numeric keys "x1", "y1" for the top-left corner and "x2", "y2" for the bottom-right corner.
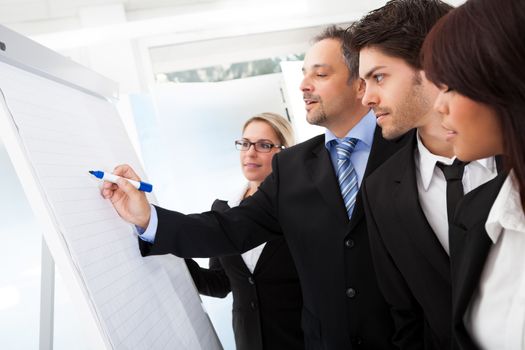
[{"x1": 89, "y1": 170, "x2": 153, "y2": 193}]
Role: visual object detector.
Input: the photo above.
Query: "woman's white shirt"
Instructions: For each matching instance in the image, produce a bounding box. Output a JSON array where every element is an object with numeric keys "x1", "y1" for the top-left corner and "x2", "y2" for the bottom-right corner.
[
  {"x1": 227, "y1": 184, "x2": 266, "y2": 274},
  {"x1": 466, "y1": 172, "x2": 525, "y2": 349}
]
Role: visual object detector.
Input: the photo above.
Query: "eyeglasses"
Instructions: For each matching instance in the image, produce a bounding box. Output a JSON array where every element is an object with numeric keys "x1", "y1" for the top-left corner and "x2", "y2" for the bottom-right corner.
[{"x1": 234, "y1": 140, "x2": 285, "y2": 153}]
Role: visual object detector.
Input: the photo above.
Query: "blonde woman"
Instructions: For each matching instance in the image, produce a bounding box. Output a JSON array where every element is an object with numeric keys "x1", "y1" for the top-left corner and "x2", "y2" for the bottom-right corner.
[{"x1": 185, "y1": 113, "x2": 304, "y2": 350}]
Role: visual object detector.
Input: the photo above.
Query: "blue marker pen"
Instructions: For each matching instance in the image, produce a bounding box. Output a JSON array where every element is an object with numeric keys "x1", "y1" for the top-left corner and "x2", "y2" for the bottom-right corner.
[{"x1": 89, "y1": 170, "x2": 153, "y2": 193}]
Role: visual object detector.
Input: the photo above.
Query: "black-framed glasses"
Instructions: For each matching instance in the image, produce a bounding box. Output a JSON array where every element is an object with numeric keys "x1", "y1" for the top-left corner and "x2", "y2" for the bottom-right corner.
[{"x1": 234, "y1": 140, "x2": 285, "y2": 153}]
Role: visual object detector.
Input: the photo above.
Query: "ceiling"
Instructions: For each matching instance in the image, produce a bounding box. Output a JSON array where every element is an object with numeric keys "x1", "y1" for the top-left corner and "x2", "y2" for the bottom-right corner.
[
  {"x1": 2, "y1": 0, "x2": 390, "y2": 36},
  {"x1": 0, "y1": 0, "x2": 466, "y2": 92}
]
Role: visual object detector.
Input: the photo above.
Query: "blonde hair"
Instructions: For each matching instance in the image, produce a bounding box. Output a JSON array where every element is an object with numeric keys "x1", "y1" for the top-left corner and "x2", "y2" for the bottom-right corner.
[{"x1": 242, "y1": 112, "x2": 295, "y2": 148}]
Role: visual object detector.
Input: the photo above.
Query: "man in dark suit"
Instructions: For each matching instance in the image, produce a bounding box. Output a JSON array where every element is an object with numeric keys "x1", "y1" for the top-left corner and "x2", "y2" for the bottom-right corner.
[
  {"x1": 102, "y1": 26, "x2": 406, "y2": 349},
  {"x1": 346, "y1": 1, "x2": 497, "y2": 349}
]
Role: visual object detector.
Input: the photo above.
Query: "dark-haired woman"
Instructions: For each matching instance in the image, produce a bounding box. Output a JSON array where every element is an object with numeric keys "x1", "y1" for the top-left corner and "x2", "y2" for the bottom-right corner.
[{"x1": 422, "y1": 0, "x2": 525, "y2": 348}]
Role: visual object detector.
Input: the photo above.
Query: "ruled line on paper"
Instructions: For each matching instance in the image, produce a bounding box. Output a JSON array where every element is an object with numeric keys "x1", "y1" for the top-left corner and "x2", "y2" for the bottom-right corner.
[{"x1": 0, "y1": 59, "x2": 216, "y2": 350}]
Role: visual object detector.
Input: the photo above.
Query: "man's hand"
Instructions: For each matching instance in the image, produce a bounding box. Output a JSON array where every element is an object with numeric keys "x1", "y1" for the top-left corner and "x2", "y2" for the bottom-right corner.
[{"x1": 101, "y1": 164, "x2": 151, "y2": 229}]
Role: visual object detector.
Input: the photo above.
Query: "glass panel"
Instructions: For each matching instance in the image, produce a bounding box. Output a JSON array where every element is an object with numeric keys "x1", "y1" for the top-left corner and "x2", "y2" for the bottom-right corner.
[{"x1": 158, "y1": 53, "x2": 305, "y2": 83}]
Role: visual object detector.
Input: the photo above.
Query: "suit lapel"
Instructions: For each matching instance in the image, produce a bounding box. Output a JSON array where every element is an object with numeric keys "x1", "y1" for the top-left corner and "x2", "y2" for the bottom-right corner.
[
  {"x1": 252, "y1": 239, "x2": 284, "y2": 274},
  {"x1": 212, "y1": 199, "x2": 254, "y2": 275},
  {"x1": 305, "y1": 136, "x2": 350, "y2": 225},
  {"x1": 391, "y1": 134, "x2": 450, "y2": 281},
  {"x1": 229, "y1": 254, "x2": 253, "y2": 275},
  {"x1": 451, "y1": 172, "x2": 508, "y2": 327},
  {"x1": 347, "y1": 127, "x2": 412, "y2": 232},
  {"x1": 305, "y1": 128, "x2": 411, "y2": 230},
  {"x1": 451, "y1": 223, "x2": 492, "y2": 327}
]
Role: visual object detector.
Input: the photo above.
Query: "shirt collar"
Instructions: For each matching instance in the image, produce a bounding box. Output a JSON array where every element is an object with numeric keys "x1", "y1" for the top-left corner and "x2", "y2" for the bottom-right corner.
[
  {"x1": 324, "y1": 109, "x2": 376, "y2": 149},
  {"x1": 485, "y1": 171, "x2": 525, "y2": 243},
  {"x1": 415, "y1": 131, "x2": 496, "y2": 191}
]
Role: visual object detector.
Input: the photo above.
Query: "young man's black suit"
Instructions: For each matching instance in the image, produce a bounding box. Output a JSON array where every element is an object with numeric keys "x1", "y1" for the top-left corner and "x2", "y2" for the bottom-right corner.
[
  {"x1": 361, "y1": 132, "x2": 453, "y2": 350},
  {"x1": 139, "y1": 128, "x2": 407, "y2": 349}
]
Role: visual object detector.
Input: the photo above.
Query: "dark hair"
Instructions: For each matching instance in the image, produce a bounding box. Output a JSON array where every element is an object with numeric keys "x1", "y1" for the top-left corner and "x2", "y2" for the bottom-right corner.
[
  {"x1": 313, "y1": 25, "x2": 359, "y2": 81},
  {"x1": 346, "y1": 0, "x2": 453, "y2": 70},
  {"x1": 423, "y1": 0, "x2": 525, "y2": 209}
]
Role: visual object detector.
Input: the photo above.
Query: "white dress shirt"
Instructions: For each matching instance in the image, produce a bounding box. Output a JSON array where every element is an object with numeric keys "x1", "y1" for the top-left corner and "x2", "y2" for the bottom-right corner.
[
  {"x1": 466, "y1": 172, "x2": 525, "y2": 350},
  {"x1": 415, "y1": 132, "x2": 497, "y2": 254}
]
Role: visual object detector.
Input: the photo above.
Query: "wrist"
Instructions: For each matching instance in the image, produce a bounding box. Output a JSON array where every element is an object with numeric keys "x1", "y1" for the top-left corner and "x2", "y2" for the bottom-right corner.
[{"x1": 137, "y1": 205, "x2": 151, "y2": 229}]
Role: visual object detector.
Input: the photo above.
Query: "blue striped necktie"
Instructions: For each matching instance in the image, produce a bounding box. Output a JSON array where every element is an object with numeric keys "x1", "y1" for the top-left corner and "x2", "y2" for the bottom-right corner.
[{"x1": 335, "y1": 138, "x2": 359, "y2": 218}]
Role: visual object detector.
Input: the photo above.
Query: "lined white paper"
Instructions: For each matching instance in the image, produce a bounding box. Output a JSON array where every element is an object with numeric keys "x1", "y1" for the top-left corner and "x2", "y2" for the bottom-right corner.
[{"x1": 0, "y1": 60, "x2": 221, "y2": 350}]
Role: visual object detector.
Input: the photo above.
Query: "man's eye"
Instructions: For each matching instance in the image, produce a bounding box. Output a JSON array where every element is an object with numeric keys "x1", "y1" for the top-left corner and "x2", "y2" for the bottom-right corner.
[
  {"x1": 374, "y1": 74, "x2": 384, "y2": 83},
  {"x1": 317, "y1": 74, "x2": 327, "y2": 77},
  {"x1": 439, "y1": 85, "x2": 454, "y2": 93}
]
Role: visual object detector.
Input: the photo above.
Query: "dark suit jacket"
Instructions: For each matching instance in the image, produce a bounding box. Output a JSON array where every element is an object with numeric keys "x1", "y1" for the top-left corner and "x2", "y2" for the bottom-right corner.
[
  {"x1": 449, "y1": 171, "x2": 507, "y2": 350},
  {"x1": 140, "y1": 128, "x2": 407, "y2": 349},
  {"x1": 362, "y1": 132, "x2": 452, "y2": 350},
  {"x1": 185, "y1": 199, "x2": 304, "y2": 350}
]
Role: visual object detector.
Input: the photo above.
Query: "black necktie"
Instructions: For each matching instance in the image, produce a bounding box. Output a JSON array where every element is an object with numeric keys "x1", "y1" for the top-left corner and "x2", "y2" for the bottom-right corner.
[{"x1": 436, "y1": 159, "x2": 468, "y2": 225}]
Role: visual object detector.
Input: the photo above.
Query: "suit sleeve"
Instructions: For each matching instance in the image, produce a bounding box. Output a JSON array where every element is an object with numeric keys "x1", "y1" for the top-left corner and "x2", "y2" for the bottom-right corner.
[
  {"x1": 362, "y1": 179, "x2": 425, "y2": 350},
  {"x1": 184, "y1": 258, "x2": 231, "y2": 298},
  {"x1": 138, "y1": 154, "x2": 284, "y2": 259}
]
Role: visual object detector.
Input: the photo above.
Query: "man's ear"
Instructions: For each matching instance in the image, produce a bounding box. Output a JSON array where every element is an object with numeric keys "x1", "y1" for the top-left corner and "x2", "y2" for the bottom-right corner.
[
  {"x1": 419, "y1": 70, "x2": 429, "y2": 84},
  {"x1": 356, "y1": 78, "x2": 366, "y2": 99},
  {"x1": 420, "y1": 69, "x2": 440, "y2": 96}
]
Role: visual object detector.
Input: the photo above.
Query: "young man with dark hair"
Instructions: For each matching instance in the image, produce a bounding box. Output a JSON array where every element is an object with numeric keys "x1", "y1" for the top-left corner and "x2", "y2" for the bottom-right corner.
[
  {"x1": 102, "y1": 26, "x2": 407, "y2": 349},
  {"x1": 346, "y1": 0, "x2": 498, "y2": 349}
]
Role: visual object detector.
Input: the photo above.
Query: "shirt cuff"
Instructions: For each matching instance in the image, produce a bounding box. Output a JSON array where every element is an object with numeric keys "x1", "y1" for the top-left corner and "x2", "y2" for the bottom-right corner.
[{"x1": 136, "y1": 204, "x2": 158, "y2": 243}]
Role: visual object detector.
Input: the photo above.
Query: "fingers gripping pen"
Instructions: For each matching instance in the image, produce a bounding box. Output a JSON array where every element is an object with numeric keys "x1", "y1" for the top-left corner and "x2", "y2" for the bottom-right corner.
[{"x1": 89, "y1": 170, "x2": 153, "y2": 192}]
